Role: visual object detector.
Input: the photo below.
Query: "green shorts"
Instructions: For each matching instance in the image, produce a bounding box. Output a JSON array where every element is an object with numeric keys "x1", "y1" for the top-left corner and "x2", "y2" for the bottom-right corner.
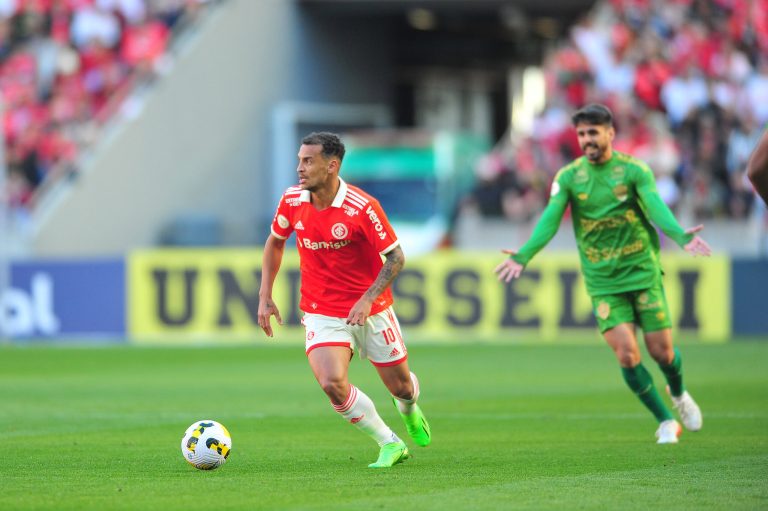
[{"x1": 591, "y1": 281, "x2": 673, "y2": 333}]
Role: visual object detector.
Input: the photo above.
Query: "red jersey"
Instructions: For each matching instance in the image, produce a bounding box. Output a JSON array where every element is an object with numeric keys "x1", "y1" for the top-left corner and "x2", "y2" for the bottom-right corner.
[{"x1": 270, "y1": 178, "x2": 400, "y2": 317}]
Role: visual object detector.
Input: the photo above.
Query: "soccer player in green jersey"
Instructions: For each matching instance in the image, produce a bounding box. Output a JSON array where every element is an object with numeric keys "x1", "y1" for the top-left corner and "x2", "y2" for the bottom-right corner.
[{"x1": 495, "y1": 104, "x2": 711, "y2": 444}]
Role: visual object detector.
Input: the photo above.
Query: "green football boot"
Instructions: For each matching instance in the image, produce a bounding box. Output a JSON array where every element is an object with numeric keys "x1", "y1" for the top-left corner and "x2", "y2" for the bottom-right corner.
[
  {"x1": 393, "y1": 398, "x2": 432, "y2": 446},
  {"x1": 368, "y1": 440, "x2": 410, "y2": 468}
]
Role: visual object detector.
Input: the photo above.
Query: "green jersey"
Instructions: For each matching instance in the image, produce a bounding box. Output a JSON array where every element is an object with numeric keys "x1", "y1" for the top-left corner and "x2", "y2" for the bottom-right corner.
[{"x1": 511, "y1": 151, "x2": 693, "y2": 296}]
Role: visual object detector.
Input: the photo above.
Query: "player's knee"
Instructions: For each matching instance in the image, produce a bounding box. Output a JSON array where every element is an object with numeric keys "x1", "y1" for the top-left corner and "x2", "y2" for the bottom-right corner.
[
  {"x1": 616, "y1": 350, "x2": 639, "y2": 367},
  {"x1": 388, "y1": 378, "x2": 414, "y2": 400},
  {"x1": 649, "y1": 347, "x2": 674, "y2": 365},
  {"x1": 318, "y1": 378, "x2": 348, "y2": 403},
  {"x1": 392, "y1": 383, "x2": 414, "y2": 400}
]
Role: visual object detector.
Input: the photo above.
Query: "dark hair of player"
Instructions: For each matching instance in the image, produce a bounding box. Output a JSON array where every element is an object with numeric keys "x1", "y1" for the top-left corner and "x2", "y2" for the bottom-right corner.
[
  {"x1": 571, "y1": 104, "x2": 614, "y2": 127},
  {"x1": 301, "y1": 132, "x2": 346, "y2": 162}
]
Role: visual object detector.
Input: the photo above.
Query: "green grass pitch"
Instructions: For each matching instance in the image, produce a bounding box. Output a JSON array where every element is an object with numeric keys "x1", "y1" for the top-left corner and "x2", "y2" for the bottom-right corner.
[{"x1": 0, "y1": 341, "x2": 766, "y2": 510}]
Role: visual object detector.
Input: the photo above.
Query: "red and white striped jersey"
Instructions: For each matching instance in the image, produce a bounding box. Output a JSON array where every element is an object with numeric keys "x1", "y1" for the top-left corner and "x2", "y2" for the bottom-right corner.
[{"x1": 270, "y1": 178, "x2": 400, "y2": 317}]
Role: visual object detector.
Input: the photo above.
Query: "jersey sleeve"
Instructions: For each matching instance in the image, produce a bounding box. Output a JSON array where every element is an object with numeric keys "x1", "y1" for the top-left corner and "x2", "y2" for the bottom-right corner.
[
  {"x1": 511, "y1": 170, "x2": 570, "y2": 266},
  {"x1": 633, "y1": 163, "x2": 693, "y2": 248},
  {"x1": 270, "y1": 196, "x2": 294, "y2": 240},
  {"x1": 361, "y1": 199, "x2": 399, "y2": 254}
]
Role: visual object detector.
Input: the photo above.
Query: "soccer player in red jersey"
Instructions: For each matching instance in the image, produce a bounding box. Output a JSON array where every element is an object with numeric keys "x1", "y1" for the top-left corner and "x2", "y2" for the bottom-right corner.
[{"x1": 258, "y1": 132, "x2": 431, "y2": 468}]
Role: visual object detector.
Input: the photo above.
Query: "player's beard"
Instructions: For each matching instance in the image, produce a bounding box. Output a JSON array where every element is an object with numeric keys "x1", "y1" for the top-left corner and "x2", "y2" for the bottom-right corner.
[
  {"x1": 298, "y1": 174, "x2": 314, "y2": 191},
  {"x1": 583, "y1": 142, "x2": 605, "y2": 163},
  {"x1": 301, "y1": 180, "x2": 319, "y2": 192}
]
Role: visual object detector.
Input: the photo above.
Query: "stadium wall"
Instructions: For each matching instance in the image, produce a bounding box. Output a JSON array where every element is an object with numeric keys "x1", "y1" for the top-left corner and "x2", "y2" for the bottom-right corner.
[{"x1": 2, "y1": 250, "x2": 760, "y2": 342}]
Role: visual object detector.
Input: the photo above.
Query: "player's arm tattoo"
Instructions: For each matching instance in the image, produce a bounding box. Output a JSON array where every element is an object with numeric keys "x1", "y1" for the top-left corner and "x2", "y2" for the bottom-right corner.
[{"x1": 363, "y1": 245, "x2": 404, "y2": 301}]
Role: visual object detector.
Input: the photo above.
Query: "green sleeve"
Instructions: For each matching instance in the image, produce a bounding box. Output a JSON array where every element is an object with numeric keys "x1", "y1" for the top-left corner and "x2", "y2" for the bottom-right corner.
[
  {"x1": 511, "y1": 177, "x2": 569, "y2": 266},
  {"x1": 634, "y1": 164, "x2": 693, "y2": 248}
]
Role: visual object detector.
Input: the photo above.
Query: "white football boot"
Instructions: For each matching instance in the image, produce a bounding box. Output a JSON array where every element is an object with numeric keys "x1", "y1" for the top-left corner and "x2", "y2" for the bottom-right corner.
[
  {"x1": 655, "y1": 419, "x2": 682, "y2": 444},
  {"x1": 667, "y1": 387, "x2": 703, "y2": 432}
]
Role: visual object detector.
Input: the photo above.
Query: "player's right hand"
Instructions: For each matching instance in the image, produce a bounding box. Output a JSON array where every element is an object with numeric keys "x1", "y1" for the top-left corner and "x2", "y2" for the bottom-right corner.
[
  {"x1": 257, "y1": 297, "x2": 282, "y2": 337},
  {"x1": 494, "y1": 249, "x2": 524, "y2": 283},
  {"x1": 683, "y1": 225, "x2": 712, "y2": 257}
]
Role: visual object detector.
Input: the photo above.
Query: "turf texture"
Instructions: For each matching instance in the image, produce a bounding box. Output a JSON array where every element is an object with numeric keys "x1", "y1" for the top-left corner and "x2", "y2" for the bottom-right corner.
[{"x1": 0, "y1": 342, "x2": 765, "y2": 510}]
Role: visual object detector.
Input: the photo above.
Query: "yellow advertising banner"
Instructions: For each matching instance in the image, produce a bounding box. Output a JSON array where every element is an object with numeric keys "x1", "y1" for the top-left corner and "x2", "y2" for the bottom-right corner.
[
  {"x1": 129, "y1": 249, "x2": 301, "y2": 344},
  {"x1": 128, "y1": 249, "x2": 730, "y2": 344}
]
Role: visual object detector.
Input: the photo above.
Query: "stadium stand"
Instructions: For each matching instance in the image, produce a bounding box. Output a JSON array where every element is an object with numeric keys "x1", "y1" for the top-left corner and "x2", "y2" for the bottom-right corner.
[
  {"x1": 0, "y1": 0, "x2": 213, "y2": 219},
  {"x1": 458, "y1": 0, "x2": 768, "y2": 225}
]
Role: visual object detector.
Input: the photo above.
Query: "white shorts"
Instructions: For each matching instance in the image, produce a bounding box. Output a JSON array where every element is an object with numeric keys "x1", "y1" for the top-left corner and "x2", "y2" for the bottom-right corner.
[{"x1": 302, "y1": 306, "x2": 408, "y2": 367}]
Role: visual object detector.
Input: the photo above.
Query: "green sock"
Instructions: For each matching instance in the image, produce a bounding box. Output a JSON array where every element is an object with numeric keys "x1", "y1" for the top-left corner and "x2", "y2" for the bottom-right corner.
[
  {"x1": 658, "y1": 348, "x2": 684, "y2": 397},
  {"x1": 621, "y1": 363, "x2": 674, "y2": 422}
]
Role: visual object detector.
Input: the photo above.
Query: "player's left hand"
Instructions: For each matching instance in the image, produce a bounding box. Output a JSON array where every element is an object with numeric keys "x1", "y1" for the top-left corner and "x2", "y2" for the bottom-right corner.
[
  {"x1": 346, "y1": 298, "x2": 373, "y2": 326},
  {"x1": 683, "y1": 225, "x2": 712, "y2": 257},
  {"x1": 495, "y1": 249, "x2": 525, "y2": 283}
]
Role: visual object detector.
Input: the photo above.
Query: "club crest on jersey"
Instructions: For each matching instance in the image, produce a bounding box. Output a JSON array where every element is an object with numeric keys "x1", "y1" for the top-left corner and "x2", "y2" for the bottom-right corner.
[
  {"x1": 613, "y1": 184, "x2": 628, "y2": 202},
  {"x1": 331, "y1": 223, "x2": 348, "y2": 240}
]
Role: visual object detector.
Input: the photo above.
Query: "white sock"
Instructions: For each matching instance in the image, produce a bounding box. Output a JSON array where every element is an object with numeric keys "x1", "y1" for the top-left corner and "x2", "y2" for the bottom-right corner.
[
  {"x1": 333, "y1": 385, "x2": 399, "y2": 446},
  {"x1": 392, "y1": 371, "x2": 420, "y2": 415}
]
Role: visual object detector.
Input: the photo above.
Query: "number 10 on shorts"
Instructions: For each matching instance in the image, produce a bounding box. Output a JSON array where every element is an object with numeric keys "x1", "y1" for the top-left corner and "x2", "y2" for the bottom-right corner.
[{"x1": 382, "y1": 328, "x2": 397, "y2": 344}]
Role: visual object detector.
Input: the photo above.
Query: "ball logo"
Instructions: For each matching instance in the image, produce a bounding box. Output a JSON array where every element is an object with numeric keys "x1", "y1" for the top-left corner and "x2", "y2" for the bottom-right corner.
[
  {"x1": 331, "y1": 223, "x2": 348, "y2": 240},
  {"x1": 277, "y1": 214, "x2": 290, "y2": 229}
]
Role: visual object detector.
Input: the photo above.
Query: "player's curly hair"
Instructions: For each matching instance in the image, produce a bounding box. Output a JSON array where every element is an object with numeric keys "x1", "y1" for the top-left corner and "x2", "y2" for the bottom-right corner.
[
  {"x1": 301, "y1": 132, "x2": 346, "y2": 162},
  {"x1": 571, "y1": 104, "x2": 613, "y2": 127}
]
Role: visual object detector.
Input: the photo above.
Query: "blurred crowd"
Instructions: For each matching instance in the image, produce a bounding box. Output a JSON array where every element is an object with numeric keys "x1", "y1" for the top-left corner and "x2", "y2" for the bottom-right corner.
[
  {"x1": 0, "y1": 0, "x2": 212, "y2": 217},
  {"x1": 466, "y1": 0, "x2": 768, "y2": 222}
]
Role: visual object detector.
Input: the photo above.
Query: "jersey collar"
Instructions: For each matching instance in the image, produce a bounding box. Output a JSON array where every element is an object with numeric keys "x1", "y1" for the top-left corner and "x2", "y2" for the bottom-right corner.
[{"x1": 299, "y1": 177, "x2": 348, "y2": 208}]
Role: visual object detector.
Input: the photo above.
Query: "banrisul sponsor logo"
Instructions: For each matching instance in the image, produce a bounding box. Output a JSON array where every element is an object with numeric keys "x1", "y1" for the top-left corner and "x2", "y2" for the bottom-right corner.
[
  {"x1": 300, "y1": 238, "x2": 351, "y2": 250},
  {"x1": 0, "y1": 273, "x2": 60, "y2": 337}
]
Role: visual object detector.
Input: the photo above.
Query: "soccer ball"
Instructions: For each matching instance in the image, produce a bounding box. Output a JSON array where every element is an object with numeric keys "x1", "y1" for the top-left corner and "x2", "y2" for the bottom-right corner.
[{"x1": 181, "y1": 420, "x2": 232, "y2": 470}]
